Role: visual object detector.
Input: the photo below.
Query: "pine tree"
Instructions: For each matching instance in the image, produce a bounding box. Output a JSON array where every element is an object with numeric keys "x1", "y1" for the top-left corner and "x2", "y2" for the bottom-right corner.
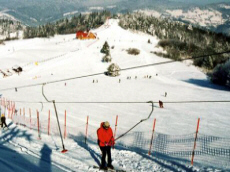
[
  {"x1": 209, "y1": 59, "x2": 230, "y2": 86},
  {"x1": 100, "y1": 41, "x2": 110, "y2": 55},
  {"x1": 102, "y1": 54, "x2": 112, "y2": 63},
  {"x1": 107, "y1": 63, "x2": 120, "y2": 77}
]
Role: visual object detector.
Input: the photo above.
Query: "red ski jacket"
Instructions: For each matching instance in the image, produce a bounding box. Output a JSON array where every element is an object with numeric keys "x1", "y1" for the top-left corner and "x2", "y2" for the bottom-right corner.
[{"x1": 97, "y1": 122, "x2": 115, "y2": 147}]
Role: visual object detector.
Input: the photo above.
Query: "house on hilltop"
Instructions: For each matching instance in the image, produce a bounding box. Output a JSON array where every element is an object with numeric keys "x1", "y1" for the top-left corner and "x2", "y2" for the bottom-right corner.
[{"x1": 76, "y1": 31, "x2": 97, "y2": 40}]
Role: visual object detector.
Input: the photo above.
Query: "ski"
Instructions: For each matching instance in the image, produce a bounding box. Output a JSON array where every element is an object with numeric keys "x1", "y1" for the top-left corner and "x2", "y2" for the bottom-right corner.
[{"x1": 92, "y1": 165, "x2": 126, "y2": 172}]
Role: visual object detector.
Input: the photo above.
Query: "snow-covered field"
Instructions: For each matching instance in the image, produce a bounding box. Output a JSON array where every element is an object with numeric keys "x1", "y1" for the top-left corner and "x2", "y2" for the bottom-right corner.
[{"x1": 0, "y1": 19, "x2": 230, "y2": 171}]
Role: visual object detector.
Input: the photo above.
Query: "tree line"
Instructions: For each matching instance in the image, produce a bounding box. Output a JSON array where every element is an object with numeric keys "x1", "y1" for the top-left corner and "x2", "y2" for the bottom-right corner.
[
  {"x1": 23, "y1": 11, "x2": 111, "y2": 38},
  {"x1": 0, "y1": 19, "x2": 23, "y2": 41}
]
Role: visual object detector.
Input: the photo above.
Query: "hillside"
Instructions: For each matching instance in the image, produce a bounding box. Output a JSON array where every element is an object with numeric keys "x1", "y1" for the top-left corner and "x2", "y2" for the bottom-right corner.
[
  {"x1": 118, "y1": 12, "x2": 230, "y2": 86},
  {"x1": 0, "y1": 0, "x2": 229, "y2": 36},
  {"x1": 0, "y1": 0, "x2": 121, "y2": 26},
  {"x1": 0, "y1": 19, "x2": 230, "y2": 171},
  {"x1": 164, "y1": 3, "x2": 230, "y2": 36}
]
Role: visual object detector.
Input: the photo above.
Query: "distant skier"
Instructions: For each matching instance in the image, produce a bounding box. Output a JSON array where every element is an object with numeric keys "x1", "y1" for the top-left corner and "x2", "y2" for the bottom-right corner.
[
  {"x1": 97, "y1": 121, "x2": 115, "y2": 170},
  {"x1": 159, "y1": 100, "x2": 164, "y2": 108},
  {"x1": 1, "y1": 114, "x2": 8, "y2": 129},
  {"x1": 165, "y1": 92, "x2": 167, "y2": 97}
]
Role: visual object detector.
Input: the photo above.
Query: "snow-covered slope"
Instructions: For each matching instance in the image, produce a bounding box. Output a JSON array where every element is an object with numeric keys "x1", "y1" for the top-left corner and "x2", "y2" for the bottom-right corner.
[{"x1": 0, "y1": 19, "x2": 229, "y2": 171}]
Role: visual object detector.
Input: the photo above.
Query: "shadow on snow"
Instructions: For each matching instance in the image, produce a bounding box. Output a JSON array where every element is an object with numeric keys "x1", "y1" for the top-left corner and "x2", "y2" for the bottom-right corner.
[
  {"x1": 183, "y1": 78, "x2": 230, "y2": 91},
  {"x1": 0, "y1": 124, "x2": 62, "y2": 172}
]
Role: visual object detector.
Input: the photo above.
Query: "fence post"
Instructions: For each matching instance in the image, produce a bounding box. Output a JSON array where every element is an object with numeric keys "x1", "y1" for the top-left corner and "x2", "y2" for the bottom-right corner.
[
  {"x1": 9, "y1": 103, "x2": 11, "y2": 118},
  {"x1": 8, "y1": 101, "x2": 11, "y2": 118},
  {"x1": 7, "y1": 106, "x2": 10, "y2": 119},
  {"x1": 11, "y1": 102, "x2": 14, "y2": 120},
  {"x1": 48, "y1": 110, "x2": 50, "y2": 135},
  {"x1": 11, "y1": 103, "x2": 13, "y2": 120},
  {"x1": 64, "y1": 110, "x2": 67, "y2": 139},
  {"x1": 14, "y1": 102, "x2": 16, "y2": 117},
  {"x1": 19, "y1": 108, "x2": 21, "y2": 125},
  {"x1": 148, "y1": 118, "x2": 156, "y2": 155},
  {"x1": 7, "y1": 105, "x2": 9, "y2": 118},
  {"x1": 114, "y1": 115, "x2": 118, "y2": 139},
  {"x1": 85, "y1": 116, "x2": 89, "y2": 144},
  {"x1": 23, "y1": 107, "x2": 25, "y2": 127},
  {"x1": 37, "y1": 110, "x2": 41, "y2": 139},
  {"x1": 29, "y1": 108, "x2": 31, "y2": 130},
  {"x1": 191, "y1": 118, "x2": 200, "y2": 166}
]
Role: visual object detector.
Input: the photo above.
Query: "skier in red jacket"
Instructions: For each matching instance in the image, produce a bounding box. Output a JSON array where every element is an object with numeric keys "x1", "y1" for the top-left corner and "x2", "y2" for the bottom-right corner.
[{"x1": 97, "y1": 121, "x2": 115, "y2": 170}]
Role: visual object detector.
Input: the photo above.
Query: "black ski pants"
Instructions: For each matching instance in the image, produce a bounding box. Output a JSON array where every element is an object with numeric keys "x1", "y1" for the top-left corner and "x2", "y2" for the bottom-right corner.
[
  {"x1": 100, "y1": 146, "x2": 112, "y2": 167},
  {"x1": 1, "y1": 117, "x2": 7, "y2": 128}
]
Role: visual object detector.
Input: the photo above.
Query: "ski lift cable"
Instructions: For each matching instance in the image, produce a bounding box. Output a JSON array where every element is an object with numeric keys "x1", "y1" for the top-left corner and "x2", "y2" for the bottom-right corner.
[
  {"x1": 0, "y1": 50, "x2": 230, "y2": 92},
  {"x1": 3, "y1": 100, "x2": 230, "y2": 104},
  {"x1": 115, "y1": 101, "x2": 154, "y2": 141}
]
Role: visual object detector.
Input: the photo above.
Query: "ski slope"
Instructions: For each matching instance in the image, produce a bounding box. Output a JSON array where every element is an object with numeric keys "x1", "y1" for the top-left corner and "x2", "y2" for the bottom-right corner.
[{"x1": 0, "y1": 19, "x2": 230, "y2": 171}]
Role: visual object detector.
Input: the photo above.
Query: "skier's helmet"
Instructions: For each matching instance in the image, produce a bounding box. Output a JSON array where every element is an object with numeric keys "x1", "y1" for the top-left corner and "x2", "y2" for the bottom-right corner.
[{"x1": 103, "y1": 121, "x2": 110, "y2": 129}]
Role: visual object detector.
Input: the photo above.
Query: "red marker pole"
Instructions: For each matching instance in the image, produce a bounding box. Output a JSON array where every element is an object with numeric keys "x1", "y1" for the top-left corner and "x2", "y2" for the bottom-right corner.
[
  {"x1": 48, "y1": 110, "x2": 50, "y2": 136},
  {"x1": 148, "y1": 118, "x2": 156, "y2": 155},
  {"x1": 29, "y1": 108, "x2": 31, "y2": 130},
  {"x1": 23, "y1": 107, "x2": 25, "y2": 127},
  {"x1": 10, "y1": 105, "x2": 13, "y2": 120},
  {"x1": 37, "y1": 110, "x2": 41, "y2": 139},
  {"x1": 64, "y1": 110, "x2": 67, "y2": 139},
  {"x1": 114, "y1": 115, "x2": 118, "y2": 139},
  {"x1": 10, "y1": 102, "x2": 14, "y2": 119},
  {"x1": 7, "y1": 106, "x2": 9, "y2": 119},
  {"x1": 8, "y1": 102, "x2": 11, "y2": 118},
  {"x1": 85, "y1": 116, "x2": 89, "y2": 144},
  {"x1": 19, "y1": 108, "x2": 21, "y2": 125},
  {"x1": 191, "y1": 118, "x2": 200, "y2": 166}
]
